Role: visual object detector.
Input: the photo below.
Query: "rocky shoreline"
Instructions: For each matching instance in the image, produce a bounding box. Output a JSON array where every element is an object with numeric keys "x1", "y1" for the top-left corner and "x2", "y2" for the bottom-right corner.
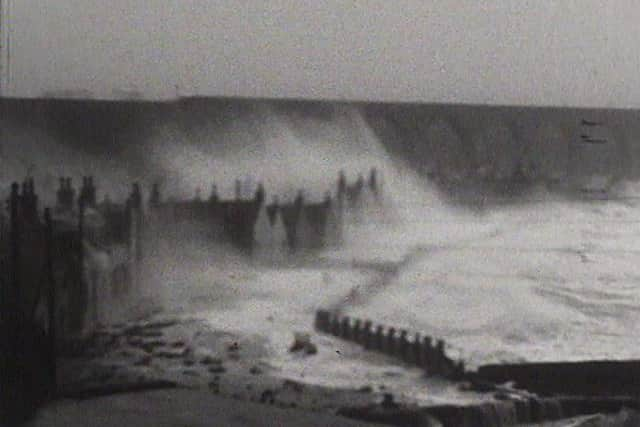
[
  {"x1": 56, "y1": 315, "x2": 387, "y2": 413},
  {"x1": 49, "y1": 315, "x2": 640, "y2": 427}
]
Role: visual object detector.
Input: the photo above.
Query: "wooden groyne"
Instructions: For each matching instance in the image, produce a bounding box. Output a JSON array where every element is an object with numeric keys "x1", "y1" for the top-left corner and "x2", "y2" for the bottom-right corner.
[
  {"x1": 316, "y1": 309, "x2": 640, "y2": 426},
  {"x1": 314, "y1": 309, "x2": 465, "y2": 379}
]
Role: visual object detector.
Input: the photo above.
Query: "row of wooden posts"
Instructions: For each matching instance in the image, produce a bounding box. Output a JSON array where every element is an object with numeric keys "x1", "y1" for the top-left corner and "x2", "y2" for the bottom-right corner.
[{"x1": 314, "y1": 309, "x2": 466, "y2": 380}]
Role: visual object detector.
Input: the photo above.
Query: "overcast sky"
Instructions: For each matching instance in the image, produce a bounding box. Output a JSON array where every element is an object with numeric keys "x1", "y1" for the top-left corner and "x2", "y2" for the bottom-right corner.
[{"x1": 3, "y1": 1, "x2": 640, "y2": 107}]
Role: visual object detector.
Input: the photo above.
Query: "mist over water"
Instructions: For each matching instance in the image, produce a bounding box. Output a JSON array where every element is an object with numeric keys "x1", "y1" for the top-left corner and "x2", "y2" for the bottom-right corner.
[
  {"x1": 140, "y1": 103, "x2": 396, "y2": 202},
  {"x1": 1, "y1": 100, "x2": 411, "y2": 203}
]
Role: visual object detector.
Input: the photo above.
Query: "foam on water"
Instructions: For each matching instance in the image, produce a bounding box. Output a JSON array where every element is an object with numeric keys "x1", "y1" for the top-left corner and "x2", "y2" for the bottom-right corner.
[
  {"x1": 6, "y1": 100, "x2": 640, "y2": 396},
  {"x1": 346, "y1": 193, "x2": 640, "y2": 368}
]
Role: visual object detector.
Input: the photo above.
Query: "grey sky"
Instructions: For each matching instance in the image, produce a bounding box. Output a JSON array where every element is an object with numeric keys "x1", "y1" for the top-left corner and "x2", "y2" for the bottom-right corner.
[{"x1": 3, "y1": 1, "x2": 639, "y2": 107}]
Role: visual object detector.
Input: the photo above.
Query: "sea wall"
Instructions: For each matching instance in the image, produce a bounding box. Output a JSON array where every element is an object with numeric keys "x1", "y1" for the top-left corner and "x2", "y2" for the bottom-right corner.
[
  {"x1": 338, "y1": 395, "x2": 640, "y2": 426},
  {"x1": 476, "y1": 360, "x2": 640, "y2": 396}
]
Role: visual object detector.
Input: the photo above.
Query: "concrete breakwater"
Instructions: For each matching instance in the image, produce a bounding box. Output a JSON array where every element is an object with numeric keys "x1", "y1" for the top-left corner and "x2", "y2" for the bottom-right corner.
[
  {"x1": 338, "y1": 396, "x2": 640, "y2": 427},
  {"x1": 477, "y1": 360, "x2": 640, "y2": 396},
  {"x1": 314, "y1": 309, "x2": 465, "y2": 379}
]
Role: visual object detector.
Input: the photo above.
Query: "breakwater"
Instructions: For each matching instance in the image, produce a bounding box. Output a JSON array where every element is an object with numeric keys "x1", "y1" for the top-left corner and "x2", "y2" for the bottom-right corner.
[
  {"x1": 476, "y1": 360, "x2": 640, "y2": 396},
  {"x1": 315, "y1": 310, "x2": 640, "y2": 426},
  {"x1": 314, "y1": 309, "x2": 465, "y2": 379},
  {"x1": 338, "y1": 396, "x2": 640, "y2": 427}
]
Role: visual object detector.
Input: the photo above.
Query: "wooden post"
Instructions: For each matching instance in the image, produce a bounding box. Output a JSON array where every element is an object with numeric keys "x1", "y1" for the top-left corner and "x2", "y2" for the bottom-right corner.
[
  {"x1": 5, "y1": 183, "x2": 21, "y2": 412},
  {"x1": 435, "y1": 339, "x2": 446, "y2": 375},
  {"x1": 330, "y1": 313, "x2": 340, "y2": 336},
  {"x1": 124, "y1": 196, "x2": 134, "y2": 295},
  {"x1": 44, "y1": 208, "x2": 56, "y2": 392},
  {"x1": 314, "y1": 310, "x2": 330, "y2": 332},
  {"x1": 128, "y1": 190, "x2": 142, "y2": 294},
  {"x1": 135, "y1": 202, "x2": 143, "y2": 264},
  {"x1": 412, "y1": 333, "x2": 422, "y2": 366},
  {"x1": 422, "y1": 336, "x2": 433, "y2": 372},
  {"x1": 78, "y1": 202, "x2": 85, "y2": 331},
  {"x1": 352, "y1": 318, "x2": 362, "y2": 344},
  {"x1": 362, "y1": 320, "x2": 373, "y2": 349},
  {"x1": 373, "y1": 325, "x2": 384, "y2": 351},
  {"x1": 398, "y1": 330, "x2": 409, "y2": 362},
  {"x1": 386, "y1": 327, "x2": 396, "y2": 355},
  {"x1": 454, "y1": 360, "x2": 465, "y2": 380},
  {"x1": 10, "y1": 182, "x2": 20, "y2": 314},
  {"x1": 340, "y1": 316, "x2": 351, "y2": 340},
  {"x1": 314, "y1": 310, "x2": 322, "y2": 331},
  {"x1": 9, "y1": 183, "x2": 21, "y2": 378}
]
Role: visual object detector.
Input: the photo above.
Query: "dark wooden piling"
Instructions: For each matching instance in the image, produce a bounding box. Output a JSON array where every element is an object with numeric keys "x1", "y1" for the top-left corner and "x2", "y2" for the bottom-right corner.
[
  {"x1": 314, "y1": 310, "x2": 330, "y2": 332},
  {"x1": 385, "y1": 327, "x2": 396, "y2": 356},
  {"x1": 412, "y1": 333, "x2": 422, "y2": 366},
  {"x1": 422, "y1": 336, "x2": 433, "y2": 372},
  {"x1": 314, "y1": 310, "x2": 322, "y2": 331},
  {"x1": 362, "y1": 320, "x2": 373, "y2": 349},
  {"x1": 8, "y1": 183, "x2": 21, "y2": 382},
  {"x1": 434, "y1": 339, "x2": 446, "y2": 375},
  {"x1": 44, "y1": 208, "x2": 56, "y2": 392},
  {"x1": 10, "y1": 182, "x2": 20, "y2": 313},
  {"x1": 340, "y1": 316, "x2": 351, "y2": 340},
  {"x1": 330, "y1": 314, "x2": 340, "y2": 336},
  {"x1": 398, "y1": 330, "x2": 409, "y2": 362},
  {"x1": 373, "y1": 325, "x2": 384, "y2": 351},
  {"x1": 312, "y1": 309, "x2": 467, "y2": 380},
  {"x1": 353, "y1": 319, "x2": 362, "y2": 344},
  {"x1": 453, "y1": 360, "x2": 465, "y2": 380},
  {"x1": 78, "y1": 201, "x2": 85, "y2": 293}
]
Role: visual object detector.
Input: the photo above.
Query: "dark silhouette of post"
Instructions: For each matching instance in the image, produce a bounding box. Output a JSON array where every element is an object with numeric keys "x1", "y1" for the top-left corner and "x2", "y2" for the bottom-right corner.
[
  {"x1": 2, "y1": 183, "x2": 21, "y2": 421},
  {"x1": 398, "y1": 329, "x2": 409, "y2": 361},
  {"x1": 412, "y1": 333, "x2": 422, "y2": 366},
  {"x1": 88, "y1": 176, "x2": 96, "y2": 207},
  {"x1": 337, "y1": 170, "x2": 346, "y2": 196},
  {"x1": 340, "y1": 316, "x2": 351, "y2": 340},
  {"x1": 422, "y1": 336, "x2": 433, "y2": 372},
  {"x1": 67, "y1": 178, "x2": 76, "y2": 209},
  {"x1": 56, "y1": 178, "x2": 65, "y2": 209},
  {"x1": 435, "y1": 339, "x2": 446, "y2": 375},
  {"x1": 330, "y1": 313, "x2": 340, "y2": 336},
  {"x1": 209, "y1": 184, "x2": 219, "y2": 203},
  {"x1": 10, "y1": 183, "x2": 20, "y2": 315},
  {"x1": 373, "y1": 325, "x2": 384, "y2": 351},
  {"x1": 362, "y1": 320, "x2": 373, "y2": 349},
  {"x1": 292, "y1": 190, "x2": 305, "y2": 251},
  {"x1": 79, "y1": 177, "x2": 88, "y2": 208},
  {"x1": 44, "y1": 208, "x2": 56, "y2": 392},
  {"x1": 353, "y1": 318, "x2": 362, "y2": 344},
  {"x1": 78, "y1": 201, "x2": 85, "y2": 319},
  {"x1": 130, "y1": 183, "x2": 143, "y2": 264},
  {"x1": 235, "y1": 179, "x2": 242, "y2": 200},
  {"x1": 369, "y1": 167, "x2": 378, "y2": 195},
  {"x1": 149, "y1": 183, "x2": 161, "y2": 208},
  {"x1": 386, "y1": 327, "x2": 396, "y2": 355},
  {"x1": 453, "y1": 360, "x2": 465, "y2": 380},
  {"x1": 255, "y1": 183, "x2": 265, "y2": 207},
  {"x1": 314, "y1": 310, "x2": 330, "y2": 332}
]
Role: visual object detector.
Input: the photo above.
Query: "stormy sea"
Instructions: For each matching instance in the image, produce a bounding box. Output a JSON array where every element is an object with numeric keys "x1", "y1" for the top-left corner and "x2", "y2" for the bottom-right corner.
[{"x1": 3, "y1": 97, "x2": 640, "y2": 404}]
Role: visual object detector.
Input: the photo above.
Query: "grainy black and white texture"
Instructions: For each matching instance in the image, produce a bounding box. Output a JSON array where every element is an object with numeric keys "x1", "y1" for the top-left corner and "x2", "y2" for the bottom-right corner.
[{"x1": 3, "y1": 3, "x2": 640, "y2": 426}]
